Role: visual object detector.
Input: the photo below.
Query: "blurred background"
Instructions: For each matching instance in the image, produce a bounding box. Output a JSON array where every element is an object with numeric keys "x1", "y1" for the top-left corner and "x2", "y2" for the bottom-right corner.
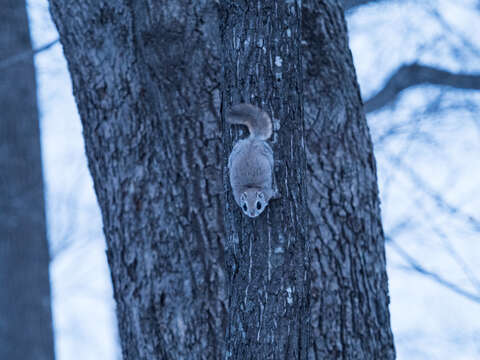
[{"x1": 2, "y1": 0, "x2": 479, "y2": 358}]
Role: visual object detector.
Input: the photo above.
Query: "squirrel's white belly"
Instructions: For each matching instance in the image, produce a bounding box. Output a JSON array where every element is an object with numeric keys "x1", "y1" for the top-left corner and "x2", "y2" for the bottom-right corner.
[{"x1": 230, "y1": 140, "x2": 273, "y2": 189}]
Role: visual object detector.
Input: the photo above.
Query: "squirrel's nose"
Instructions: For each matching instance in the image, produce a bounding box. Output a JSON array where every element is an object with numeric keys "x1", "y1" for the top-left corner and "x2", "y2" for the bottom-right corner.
[{"x1": 249, "y1": 210, "x2": 256, "y2": 217}]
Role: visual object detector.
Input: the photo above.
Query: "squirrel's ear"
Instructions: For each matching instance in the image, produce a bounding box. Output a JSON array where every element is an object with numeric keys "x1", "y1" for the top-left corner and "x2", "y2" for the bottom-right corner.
[
  {"x1": 257, "y1": 191, "x2": 265, "y2": 200},
  {"x1": 240, "y1": 192, "x2": 247, "y2": 201}
]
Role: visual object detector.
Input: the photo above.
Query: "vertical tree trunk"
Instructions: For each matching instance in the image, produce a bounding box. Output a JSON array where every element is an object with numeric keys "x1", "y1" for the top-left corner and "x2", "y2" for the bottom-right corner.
[
  {"x1": 49, "y1": 0, "x2": 395, "y2": 358},
  {"x1": 220, "y1": 1, "x2": 309, "y2": 358},
  {"x1": 48, "y1": 1, "x2": 226, "y2": 358},
  {"x1": 303, "y1": 1, "x2": 396, "y2": 358},
  {"x1": 0, "y1": 1, "x2": 55, "y2": 359}
]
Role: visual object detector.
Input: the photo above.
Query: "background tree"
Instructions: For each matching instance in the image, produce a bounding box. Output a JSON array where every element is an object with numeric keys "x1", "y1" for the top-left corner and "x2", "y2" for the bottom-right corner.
[{"x1": 0, "y1": 1, "x2": 55, "y2": 359}]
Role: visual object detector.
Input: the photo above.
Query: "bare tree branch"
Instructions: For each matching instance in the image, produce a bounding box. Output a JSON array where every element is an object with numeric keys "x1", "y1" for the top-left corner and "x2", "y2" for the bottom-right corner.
[
  {"x1": 387, "y1": 236, "x2": 480, "y2": 304},
  {"x1": 343, "y1": 0, "x2": 388, "y2": 11},
  {"x1": 364, "y1": 63, "x2": 480, "y2": 113},
  {"x1": 435, "y1": 226, "x2": 480, "y2": 293},
  {"x1": 0, "y1": 38, "x2": 59, "y2": 70},
  {"x1": 388, "y1": 153, "x2": 480, "y2": 232}
]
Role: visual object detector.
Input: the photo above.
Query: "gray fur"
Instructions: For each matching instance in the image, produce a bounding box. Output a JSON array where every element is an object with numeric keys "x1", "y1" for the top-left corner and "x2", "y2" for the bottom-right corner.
[
  {"x1": 227, "y1": 104, "x2": 276, "y2": 217},
  {"x1": 227, "y1": 103, "x2": 273, "y2": 141}
]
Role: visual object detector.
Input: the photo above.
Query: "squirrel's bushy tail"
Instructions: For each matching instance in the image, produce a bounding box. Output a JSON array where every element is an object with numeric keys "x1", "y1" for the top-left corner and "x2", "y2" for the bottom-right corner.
[{"x1": 226, "y1": 103, "x2": 272, "y2": 140}]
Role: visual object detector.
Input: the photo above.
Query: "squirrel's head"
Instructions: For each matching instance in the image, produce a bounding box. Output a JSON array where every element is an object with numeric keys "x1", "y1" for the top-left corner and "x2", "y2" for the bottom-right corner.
[{"x1": 240, "y1": 189, "x2": 268, "y2": 218}]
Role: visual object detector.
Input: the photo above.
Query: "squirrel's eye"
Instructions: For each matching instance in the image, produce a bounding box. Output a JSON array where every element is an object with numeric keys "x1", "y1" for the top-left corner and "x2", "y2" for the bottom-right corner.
[
  {"x1": 256, "y1": 201, "x2": 262, "y2": 210},
  {"x1": 243, "y1": 204, "x2": 248, "y2": 212}
]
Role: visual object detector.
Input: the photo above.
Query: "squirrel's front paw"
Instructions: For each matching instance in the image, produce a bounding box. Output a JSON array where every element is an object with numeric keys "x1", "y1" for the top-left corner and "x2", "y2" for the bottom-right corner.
[{"x1": 271, "y1": 189, "x2": 281, "y2": 200}]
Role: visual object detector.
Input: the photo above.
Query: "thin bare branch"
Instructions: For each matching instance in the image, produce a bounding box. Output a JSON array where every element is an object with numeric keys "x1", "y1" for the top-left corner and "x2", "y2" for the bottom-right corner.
[
  {"x1": 343, "y1": 0, "x2": 388, "y2": 11},
  {"x1": 0, "y1": 38, "x2": 59, "y2": 70},
  {"x1": 435, "y1": 226, "x2": 480, "y2": 293},
  {"x1": 388, "y1": 153, "x2": 480, "y2": 232},
  {"x1": 387, "y1": 237, "x2": 480, "y2": 304},
  {"x1": 364, "y1": 63, "x2": 480, "y2": 113}
]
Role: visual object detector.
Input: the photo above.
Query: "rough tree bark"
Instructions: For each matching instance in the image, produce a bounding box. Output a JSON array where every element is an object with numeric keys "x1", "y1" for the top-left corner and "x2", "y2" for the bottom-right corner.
[
  {"x1": 303, "y1": 1, "x2": 395, "y2": 358},
  {"x1": 48, "y1": 1, "x2": 226, "y2": 359},
  {"x1": 0, "y1": 1, "x2": 55, "y2": 359},
  {"x1": 220, "y1": 1, "x2": 309, "y2": 358},
  {"x1": 49, "y1": 0, "x2": 395, "y2": 358}
]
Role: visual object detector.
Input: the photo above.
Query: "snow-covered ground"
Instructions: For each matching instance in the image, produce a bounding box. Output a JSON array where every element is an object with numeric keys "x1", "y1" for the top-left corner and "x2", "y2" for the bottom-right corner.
[{"x1": 27, "y1": 0, "x2": 480, "y2": 359}]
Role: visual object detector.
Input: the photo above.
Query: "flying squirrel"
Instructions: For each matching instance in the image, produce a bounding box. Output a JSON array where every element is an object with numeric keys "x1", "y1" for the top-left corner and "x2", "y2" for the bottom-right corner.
[{"x1": 227, "y1": 103, "x2": 279, "y2": 218}]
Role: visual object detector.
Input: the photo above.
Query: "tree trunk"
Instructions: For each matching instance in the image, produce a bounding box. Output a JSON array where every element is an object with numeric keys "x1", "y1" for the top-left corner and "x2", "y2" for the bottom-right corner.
[
  {"x1": 0, "y1": 1, "x2": 55, "y2": 359},
  {"x1": 49, "y1": 0, "x2": 395, "y2": 358},
  {"x1": 48, "y1": 1, "x2": 226, "y2": 359},
  {"x1": 220, "y1": 1, "x2": 309, "y2": 358},
  {"x1": 303, "y1": 1, "x2": 395, "y2": 358}
]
